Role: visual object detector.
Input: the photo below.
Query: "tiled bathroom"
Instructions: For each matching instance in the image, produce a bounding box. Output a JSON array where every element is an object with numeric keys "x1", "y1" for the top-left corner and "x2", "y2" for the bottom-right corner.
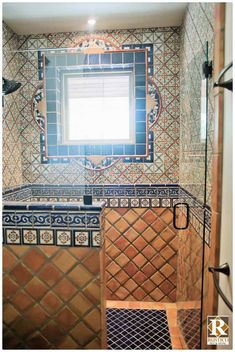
[{"x1": 2, "y1": 2, "x2": 233, "y2": 350}]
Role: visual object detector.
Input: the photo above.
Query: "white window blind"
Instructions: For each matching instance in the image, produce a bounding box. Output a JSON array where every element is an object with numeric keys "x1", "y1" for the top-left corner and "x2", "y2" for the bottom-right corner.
[{"x1": 63, "y1": 73, "x2": 134, "y2": 144}]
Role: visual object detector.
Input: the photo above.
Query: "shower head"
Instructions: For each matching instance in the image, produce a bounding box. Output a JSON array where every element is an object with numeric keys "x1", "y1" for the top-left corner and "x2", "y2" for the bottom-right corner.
[{"x1": 2, "y1": 77, "x2": 21, "y2": 96}]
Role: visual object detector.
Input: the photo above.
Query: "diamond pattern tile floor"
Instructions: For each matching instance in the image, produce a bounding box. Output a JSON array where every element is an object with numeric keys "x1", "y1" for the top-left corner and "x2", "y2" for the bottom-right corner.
[{"x1": 106, "y1": 308, "x2": 172, "y2": 350}]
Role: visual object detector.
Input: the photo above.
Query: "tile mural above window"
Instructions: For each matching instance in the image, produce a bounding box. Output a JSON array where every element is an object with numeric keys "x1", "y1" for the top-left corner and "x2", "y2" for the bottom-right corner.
[{"x1": 35, "y1": 37, "x2": 161, "y2": 169}]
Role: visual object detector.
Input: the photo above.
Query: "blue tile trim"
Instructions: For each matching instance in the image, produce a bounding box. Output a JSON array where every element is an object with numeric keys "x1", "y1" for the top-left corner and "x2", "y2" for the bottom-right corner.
[{"x1": 41, "y1": 50, "x2": 148, "y2": 159}]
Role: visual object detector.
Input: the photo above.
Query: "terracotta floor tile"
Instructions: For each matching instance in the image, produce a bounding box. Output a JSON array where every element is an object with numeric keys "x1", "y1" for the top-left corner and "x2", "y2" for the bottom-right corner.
[
  {"x1": 3, "y1": 248, "x2": 17, "y2": 271},
  {"x1": 133, "y1": 237, "x2": 147, "y2": 251},
  {"x1": 124, "y1": 228, "x2": 139, "y2": 242},
  {"x1": 25, "y1": 277, "x2": 48, "y2": 299},
  {"x1": 22, "y1": 248, "x2": 46, "y2": 272},
  {"x1": 13, "y1": 290, "x2": 34, "y2": 311},
  {"x1": 123, "y1": 209, "x2": 139, "y2": 224},
  {"x1": 10, "y1": 263, "x2": 33, "y2": 285},
  {"x1": 82, "y1": 251, "x2": 100, "y2": 274},
  {"x1": 26, "y1": 332, "x2": 50, "y2": 349},
  {"x1": 142, "y1": 228, "x2": 157, "y2": 242},
  {"x1": 12, "y1": 318, "x2": 36, "y2": 338},
  {"x1": 70, "y1": 322, "x2": 94, "y2": 345},
  {"x1": 41, "y1": 321, "x2": 64, "y2": 344},
  {"x1": 3, "y1": 303, "x2": 20, "y2": 325},
  {"x1": 142, "y1": 209, "x2": 157, "y2": 224},
  {"x1": 25, "y1": 304, "x2": 49, "y2": 326},
  {"x1": 56, "y1": 335, "x2": 78, "y2": 349},
  {"x1": 132, "y1": 218, "x2": 148, "y2": 233},
  {"x1": 52, "y1": 250, "x2": 77, "y2": 273},
  {"x1": 38, "y1": 263, "x2": 63, "y2": 287},
  {"x1": 55, "y1": 307, "x2": 77, "y2": 330},
  {"x1": 69, "y1": 291, "x2": 93, "y2": 315},
  {"x1": 41, "y1": 291, "x2": 63, "y2": 314},
  {"x1": 54, "y1": 277, "x2": 77, "y2": 300},
  {"x1": 68, "y1": 265, "x2": 93, "y2": 287},
  {"x1": 83, "y1": 308, "x2": 101, "y2": 333},
  {"x1": 132, "y1": 253, "x2": 147, "y2": 268},
  {"x1": 114, "y1": 218, "x2": 130, "y2": 232},
  {"x1": 114, "y1": 237, "x2": 129, "y2": 251},
  {"x1": 3, "y1": 277, "x2": 19, "y2": 298}
]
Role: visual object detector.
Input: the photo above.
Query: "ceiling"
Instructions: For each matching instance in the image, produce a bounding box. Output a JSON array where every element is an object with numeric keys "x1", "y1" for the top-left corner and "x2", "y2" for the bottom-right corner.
[{"x1": 2, "y1": 2, "x2": 188, "y2": 35}]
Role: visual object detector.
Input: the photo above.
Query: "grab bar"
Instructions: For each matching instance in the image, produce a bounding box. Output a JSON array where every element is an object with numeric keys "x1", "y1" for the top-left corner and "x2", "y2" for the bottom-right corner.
[
  {"x1": 208, "y1": 263, "x2": 233, "y2": 312},
  {"x1": 214, "y1": 62, "x2": 233, "y2": 91}
]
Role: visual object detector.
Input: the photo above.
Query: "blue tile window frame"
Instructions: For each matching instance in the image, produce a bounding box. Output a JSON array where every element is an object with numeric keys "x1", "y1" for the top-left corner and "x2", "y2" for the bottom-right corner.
[{"x1": 41, "y1": 49, "x2": 149, "y2": 158}]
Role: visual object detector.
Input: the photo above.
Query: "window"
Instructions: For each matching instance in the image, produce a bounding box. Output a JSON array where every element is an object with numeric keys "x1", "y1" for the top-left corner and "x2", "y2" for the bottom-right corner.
[
  {"x1": 62, "y1": 72, "x2": 135, "y2": 144},
  {"x1": 43, "y1": 50, "x2": 148, "y2": 158}
]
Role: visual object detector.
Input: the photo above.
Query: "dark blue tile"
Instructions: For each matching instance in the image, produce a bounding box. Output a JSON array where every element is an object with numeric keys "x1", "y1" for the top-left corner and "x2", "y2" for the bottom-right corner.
[
  {"x1": 136, "y1": 122, "x2": 146, "y2": 132},
  {"x1": 136, "y1": 110, "x2": 146, "y2": 122},
  {"x1": 47, "y1": 123, "x2": 57, "y2": 134},
  {"x1": 101, "y1": 53, "x2": 111, "y2": 64},
  {"x1": 93, "y1": 146, "x2": 102, "y2": 155},
  {"x1": 135, "y1": 64, "x2": 146, "y2": 75},
  {"x1": 58, "y1": 145, "x2": 68, "y2": 155},
  {"x1": 136, "y1": 145, "x2": 146, "y2": 155},
  {"x1": 135, "y1": 87, "x2": 146, "y2": 98},
  {"x1": 123, "y1": 52, "x2": 134, "y2": 63},
  {"x1": 135, "y1": 51, "x2": 146, "y2": 63},
  {"x1": 48, "y1": 134, "x2": 58, "y2": 145},
  {"x1": 69, "y1": 145, "x2": 79, "y2": 155},
  {"x1": 136, "y1": 133, "x2": 146, "y2": 143},
  {"x1": 46, "y1": 101, "x2": 57, "y2": 112},
  {"x1": 102, "y1": 145, "x2": 112, "y2": 154},
  {"x1": 112, "y1": 52, "x2": 122, "y2": 64},
  {"x1": 136, "y1": 99, "x2": 146, "y2": 110},
  {"x1": 135, "y1": 75, "x2": 146, "y2": 87},
  {"x1": 113, "y1": 145, "x2": 124, "y2": 155},
  {"x1": 47, "y1": 146, "x2": 58, "y2": 155},
  {"x1": 124, "y1": 145, "x2": 135, "y2": 155},
  {"x1": 47, "y1": 113, "x2": 57, "y2": 123}
]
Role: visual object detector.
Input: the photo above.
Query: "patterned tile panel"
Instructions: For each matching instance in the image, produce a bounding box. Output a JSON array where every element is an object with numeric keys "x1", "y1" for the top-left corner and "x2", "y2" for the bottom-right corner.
[
  {"x1": 3, "y1": 245, "x2": 101, "y2": 349},
  {"x1": 3, "y1": 26, "x2": 180, "y2": 186},
  {"x1": 177, "y1": 308, "x2": 201, "y2": 350},
  {"x1": 2, "y1": 22, "x2": 24, "y2": 189},
  {"x1": 104, "y1": 208, "x2": 178, "y2": 302},
  {"x1": 179, "y1": 3, "x2": 215, "y2": 206},
  {"x1": 106, "y1": 308, "x2": 172, "y2": 350}
]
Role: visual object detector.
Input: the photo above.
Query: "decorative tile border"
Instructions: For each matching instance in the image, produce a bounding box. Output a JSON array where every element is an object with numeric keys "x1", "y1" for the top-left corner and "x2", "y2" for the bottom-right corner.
[
  {"x1": 3, "y1": 184, "x2": 211, "y2": 246},
  {"x1": 4, "y1": 227, "x2": 101, "y2": 247}
]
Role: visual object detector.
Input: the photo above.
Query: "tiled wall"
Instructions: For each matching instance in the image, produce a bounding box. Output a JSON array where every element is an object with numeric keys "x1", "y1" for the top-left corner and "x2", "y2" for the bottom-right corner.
[
  {"x1": 104, "y1": 208, "x2": 178, "y2": 302},
  {"x1": 2, "y1": 23, "x2": 23, "y2": 188},
  {"x1": 2, "y1": 23, "x2": 180, "y2": 186},
  {"x1": 179, "y1": 3, "x2": 215, "y2": 205},
  {"x1": 3, "y1": 245, "x2": 101, "y2": 349}
]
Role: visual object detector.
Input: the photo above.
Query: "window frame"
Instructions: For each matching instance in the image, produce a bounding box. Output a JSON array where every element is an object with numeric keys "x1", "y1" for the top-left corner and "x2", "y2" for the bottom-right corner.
[{"x1": 61, "y1": 70, "x2": 136, "y2": 145}]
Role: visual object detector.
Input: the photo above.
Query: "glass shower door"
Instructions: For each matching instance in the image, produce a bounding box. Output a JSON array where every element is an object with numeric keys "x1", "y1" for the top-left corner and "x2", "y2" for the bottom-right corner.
[{"x1": 175, "y1": 41, "x2": 212, "y2": 350}]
